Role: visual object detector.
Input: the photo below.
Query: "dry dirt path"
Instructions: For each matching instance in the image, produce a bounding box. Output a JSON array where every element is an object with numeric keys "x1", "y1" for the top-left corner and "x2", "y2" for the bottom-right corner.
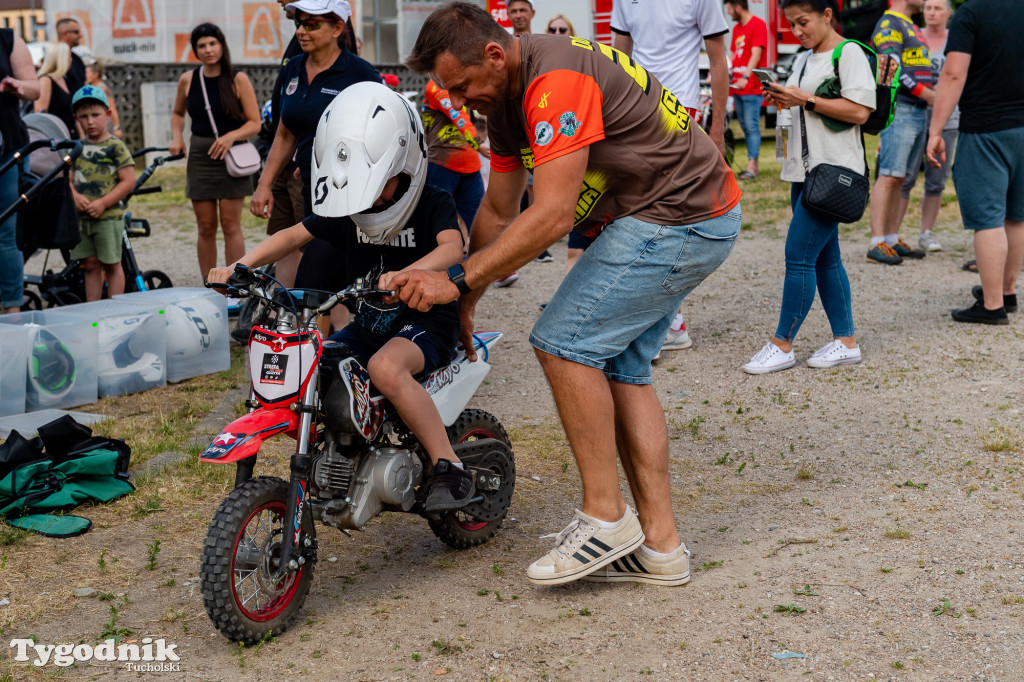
[{"x1": 7, "y1": 206, "x2": 1024, "y2": 681}]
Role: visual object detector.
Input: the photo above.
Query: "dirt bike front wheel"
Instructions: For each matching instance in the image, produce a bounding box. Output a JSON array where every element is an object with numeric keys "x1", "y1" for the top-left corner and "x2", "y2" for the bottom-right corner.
[
  {"x1": 142, "y1": 270, "x2": 173, "y2": 290},
  {"x1": 200, "y1": 476, "x2": 315, "y2": 644},
  {"x1": 428, "y1": 409, "x2": 515, "y2": 550}
]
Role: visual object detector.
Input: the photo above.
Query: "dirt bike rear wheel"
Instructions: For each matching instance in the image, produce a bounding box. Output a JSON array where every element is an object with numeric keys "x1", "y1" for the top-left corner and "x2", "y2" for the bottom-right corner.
[
  {"x1": 201, "y1": 476, "x2": 315, "y2": 644},
  {"x1": 428, "y1": 409, "x2": 515, "y2": 550}
]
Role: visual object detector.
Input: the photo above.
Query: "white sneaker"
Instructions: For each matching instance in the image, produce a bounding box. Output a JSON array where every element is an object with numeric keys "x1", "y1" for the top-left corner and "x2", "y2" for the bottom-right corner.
[
  {"x1": 918, "y1": 230, "x2": 943, "y2": 252},
  {"x1": 662, "y1": 314, "x2": 693, "y2": 351},
  {"x1": 742, "y1": 341, "x2": 795, "y2": 375},
  {"x1": 526, "y1": 508, "x2": 645, "y2": 585},
  {"x1": 492, "y1": 272, "x2": 518, "y2": 288},
  {"x1": 806, "y1": 339, "x2": 861, "y2": 368}
]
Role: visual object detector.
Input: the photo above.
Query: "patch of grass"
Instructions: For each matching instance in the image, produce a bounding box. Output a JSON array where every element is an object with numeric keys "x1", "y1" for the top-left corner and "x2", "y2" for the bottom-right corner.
[
  {"x1": 879, "y1": 567, "x2": 893, "y2": 574},
  {"x1": 492, "y1": 563, "x2": 504, "y2": 577},
  {"x1": 145, "y1": 538, "x2": 161, "y2": 571},
  {"x1": 933, "y1": 598, "x2": 960, "y2": 617},
  {"x1": 0, "y1": 523, "x2": 28, "y2": 548},
  {"x1": 981, "y1": 428, "x2": 1018, "y2": 453},
  {"x1": 131, "y1": 494, "x2": 164, "y2": 519},
  {"x1": 579, "y1": 607, "x2": 591, "y2": 616},
  {"x1": 431, "y1": 639, "x2": 462, "y2": 656},
  {"x1": 773, "y1": 604, "x2": 805, "y2": 615},
  {"x1": 796, "y1": 465, "x2": 813, "y2": 480},
  {"x1": 792, "y1": 584, "x2": 819, "y2": 596},
  {"x1": 688, "y1": 416, "x2": 706, "y2": 439},
  {"x1": 100, "y1": 604, "x2": 133, "y2": 642},
  {"x1": 885, "y1": 524, "x2": 911, "y2": 539}
]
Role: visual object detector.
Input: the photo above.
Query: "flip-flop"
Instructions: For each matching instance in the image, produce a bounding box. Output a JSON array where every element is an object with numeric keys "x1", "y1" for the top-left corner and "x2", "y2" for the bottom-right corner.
[
  {"x1": 738, "y1": 171, "x2": 757, "y2": 179},
  {"x1": 962, "y1": 260, "x2": 978, "y2": 273}
]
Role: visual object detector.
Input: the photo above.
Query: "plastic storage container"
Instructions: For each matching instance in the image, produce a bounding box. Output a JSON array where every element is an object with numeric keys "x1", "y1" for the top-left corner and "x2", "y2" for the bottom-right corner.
[
  {"x1": 48, "y1": 300, "x2": 168, "y2": 397},
  {"x1": 0, "y1": 324, "x2": 29, "y2": 416},
  {"x1": 0, "y1": 310, "x2": 98, "y2": 412},
  {"x1": 114, "y1": 288, "x2": 230, "y2": 382}
]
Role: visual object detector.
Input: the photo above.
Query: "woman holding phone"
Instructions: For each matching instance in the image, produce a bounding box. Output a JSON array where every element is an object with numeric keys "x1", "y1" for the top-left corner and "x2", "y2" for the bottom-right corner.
[{"x1": 742, "y1": 0, "x2": 875, "y2": 374}]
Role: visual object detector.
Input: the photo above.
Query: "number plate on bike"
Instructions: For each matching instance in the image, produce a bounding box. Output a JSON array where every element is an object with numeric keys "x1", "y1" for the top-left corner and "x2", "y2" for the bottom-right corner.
[{"x1": 249, "y1": 327, "x2": 322, "y2": 408}]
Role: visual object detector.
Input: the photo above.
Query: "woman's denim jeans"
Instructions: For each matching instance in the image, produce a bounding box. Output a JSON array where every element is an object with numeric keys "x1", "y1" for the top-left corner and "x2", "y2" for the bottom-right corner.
[{"x1": 774, "y1": 183, "x2": 855, "y2": 341}]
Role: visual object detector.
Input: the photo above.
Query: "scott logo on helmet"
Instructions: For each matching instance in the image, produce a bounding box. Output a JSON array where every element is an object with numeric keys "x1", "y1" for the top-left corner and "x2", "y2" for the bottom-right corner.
[{"x1": 314, "y1": 176, "x2": 328, "y2": 206}]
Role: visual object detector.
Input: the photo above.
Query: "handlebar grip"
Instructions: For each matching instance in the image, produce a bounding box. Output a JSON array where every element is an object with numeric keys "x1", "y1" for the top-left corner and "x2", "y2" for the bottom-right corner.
[
  {"x1": 165, "y1": 153, "x2": 185, "y2": 162},
  {"x1": 205, "y1": 281, "x2": 230, "y2": 290}
]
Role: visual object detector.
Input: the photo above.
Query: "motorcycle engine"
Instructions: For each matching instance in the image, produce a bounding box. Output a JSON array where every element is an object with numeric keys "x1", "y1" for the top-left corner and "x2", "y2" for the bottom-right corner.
[{"x1": 319, "y1": 447, "x2": 423, "y2": 530}]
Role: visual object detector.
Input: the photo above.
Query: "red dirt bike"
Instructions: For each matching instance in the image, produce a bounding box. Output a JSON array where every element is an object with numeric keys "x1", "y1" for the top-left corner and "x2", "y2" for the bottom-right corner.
[{"x1": 199, "y1": 265, "x2": 515, "y2": 644}]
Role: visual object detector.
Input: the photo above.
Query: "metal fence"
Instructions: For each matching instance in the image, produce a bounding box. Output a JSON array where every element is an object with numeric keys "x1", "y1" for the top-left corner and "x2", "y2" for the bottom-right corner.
[{"x1": 104, "y1": 62, "x2": 428, "y2": 151}]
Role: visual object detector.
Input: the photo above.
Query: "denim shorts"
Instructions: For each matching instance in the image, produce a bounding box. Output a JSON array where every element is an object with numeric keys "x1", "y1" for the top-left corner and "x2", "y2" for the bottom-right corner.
[
  {"x1": 953, "y1": 126, "x2": 1024, "y2": 231},
  {"x1": 529, "y1": 206, "x2": 740, "y2": 384},
  {"x1": 878, "y1": 103, "x2": 927, "y2": 178}
]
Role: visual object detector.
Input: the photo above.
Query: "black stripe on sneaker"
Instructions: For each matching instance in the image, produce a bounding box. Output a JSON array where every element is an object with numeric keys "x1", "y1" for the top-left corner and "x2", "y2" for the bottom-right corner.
[
  {"x1": 589, "y1": 537, "x2": 613, "y2": 552},
  {"x1": 579, "y1": 544, "x2": 602, "y2": 559},
  {"x1": 572, "y1": 551, "x2": 591, "y2": 564},
  {"x1": 610, "y1": 559, "x2": 626, "y2": 572},
  {"x1": 623, "y1": 554, "x2": 650, "y2": 574}
]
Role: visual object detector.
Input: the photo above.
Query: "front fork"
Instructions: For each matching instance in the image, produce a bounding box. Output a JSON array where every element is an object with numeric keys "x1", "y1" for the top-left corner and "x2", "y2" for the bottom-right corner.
[{"x1": 278, "y1": 372, "x2": 319, "y2": 574}]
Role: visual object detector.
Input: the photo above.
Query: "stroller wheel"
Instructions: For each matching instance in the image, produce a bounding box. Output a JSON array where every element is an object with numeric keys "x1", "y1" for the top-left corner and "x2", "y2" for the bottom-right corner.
[
  {"x1": 21, "y1": 289, "x2": 43, "y2": 310},
  {"x1": 143, "y1": 270, "x2": 173, "y2": 290},
  {"x1": 48, "y1": 290, "x2": 83, "y2": 307}
]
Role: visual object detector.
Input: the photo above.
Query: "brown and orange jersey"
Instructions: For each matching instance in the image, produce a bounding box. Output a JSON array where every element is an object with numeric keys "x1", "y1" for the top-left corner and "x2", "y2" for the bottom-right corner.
[{"x1": 488, "y1": 34, "x2": 740, "y2": 237}]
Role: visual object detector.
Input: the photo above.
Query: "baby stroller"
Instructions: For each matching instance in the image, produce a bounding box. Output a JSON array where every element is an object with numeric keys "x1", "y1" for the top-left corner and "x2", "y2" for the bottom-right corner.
[{"x1": 11, "y1": 114, "x2": 179, "y2": 307}]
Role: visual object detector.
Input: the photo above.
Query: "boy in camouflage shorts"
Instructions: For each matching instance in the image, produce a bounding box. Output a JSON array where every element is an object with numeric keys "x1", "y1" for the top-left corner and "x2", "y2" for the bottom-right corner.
[{"x1": 69, "y1": 85, "x2": 135, "y2": 301}]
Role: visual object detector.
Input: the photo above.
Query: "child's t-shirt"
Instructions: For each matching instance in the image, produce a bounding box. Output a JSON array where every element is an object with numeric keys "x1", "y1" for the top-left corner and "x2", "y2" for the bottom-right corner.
[
  {"x1": 73, "y1": 137, "x2": 133, "y2": 220},
  {"x1": 301, "y1": 185, "x2": 462, "y2": 355}
]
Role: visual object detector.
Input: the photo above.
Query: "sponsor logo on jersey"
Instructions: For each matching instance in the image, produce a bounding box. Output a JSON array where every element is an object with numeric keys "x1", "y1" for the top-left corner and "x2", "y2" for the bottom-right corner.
[
  {"x1": 535, "y1": 121, "x2": 554, "y2": 146},
  {"x1": 538, "y1": 91, "x2": 551, "y2": 109},
  {"x1": 286, "y1": 77, "x2": 299, "y2": 95},
  {"x1": 558, "y1": 111, "x2": 581, "y2": 137}
]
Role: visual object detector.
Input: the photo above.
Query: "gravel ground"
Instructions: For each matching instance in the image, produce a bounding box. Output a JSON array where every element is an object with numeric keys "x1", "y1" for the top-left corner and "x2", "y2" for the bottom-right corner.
[{"x1": 11, "y1": 184, "x2": 1024, "y2": 680}]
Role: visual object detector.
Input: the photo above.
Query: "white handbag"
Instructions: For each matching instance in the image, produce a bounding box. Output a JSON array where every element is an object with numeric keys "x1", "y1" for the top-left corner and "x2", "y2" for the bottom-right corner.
[{"x1": 198, "y1": 69, "x2": 260, "y2": 178}]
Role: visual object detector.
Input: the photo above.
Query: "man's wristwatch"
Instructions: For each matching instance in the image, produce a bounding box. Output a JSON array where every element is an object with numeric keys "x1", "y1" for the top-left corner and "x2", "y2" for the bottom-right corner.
[
  {"x1": 447, "y1": 263, "x2": 471, "y2": 295},
  {"x1": 805, "y1": 96, "x2": 817, "y2": 112}
]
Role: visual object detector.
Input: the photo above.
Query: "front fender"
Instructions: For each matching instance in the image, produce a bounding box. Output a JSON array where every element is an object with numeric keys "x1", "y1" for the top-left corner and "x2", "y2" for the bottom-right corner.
[{"x1": 200, "y1": 407, "x2": 299, "y2": 463}]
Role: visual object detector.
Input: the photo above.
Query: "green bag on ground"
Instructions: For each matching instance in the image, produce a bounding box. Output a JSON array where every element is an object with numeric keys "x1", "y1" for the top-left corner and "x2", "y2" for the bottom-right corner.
[{"x1": 0, "y1": 417, "x2": 134, "y2": 538}]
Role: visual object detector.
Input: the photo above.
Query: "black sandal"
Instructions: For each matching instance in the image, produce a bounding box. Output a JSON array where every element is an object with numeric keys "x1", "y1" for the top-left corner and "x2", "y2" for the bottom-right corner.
[{"x1": 962, "y1": 260, "x2": 978, "y2": 273}]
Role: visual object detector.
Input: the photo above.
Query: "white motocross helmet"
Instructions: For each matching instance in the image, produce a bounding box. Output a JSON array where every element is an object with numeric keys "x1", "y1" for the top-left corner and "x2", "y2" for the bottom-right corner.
[{"x1": 311, "y1": 81, "x2": 427, "y2": 244}]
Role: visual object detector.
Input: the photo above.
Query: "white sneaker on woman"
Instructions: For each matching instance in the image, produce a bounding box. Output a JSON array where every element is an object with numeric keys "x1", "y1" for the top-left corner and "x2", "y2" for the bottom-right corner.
[
  {"x1": 806, "y1": 339, "x2": 861, "y2": 368},
  {"x1": 742, "y1": 341, "x2": 795, "y2": 375}
]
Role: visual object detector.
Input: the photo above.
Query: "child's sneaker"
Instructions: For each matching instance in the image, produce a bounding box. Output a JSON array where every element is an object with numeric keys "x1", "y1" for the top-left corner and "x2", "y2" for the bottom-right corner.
[
  {"x1": 493, "y1": 272, "x2": 518, "y2": 288},
  {"x1": 526, "y1": 507, "x2": 644, "y2": 585},
  {"x1": 424, "y1": 460, "x2": 475, "y2": 511},
  {"x1": 742, "y1": 341, "x2": 795, "y2": 374},
  {"x1": 226, "y1": 297, "x2": 242, "y2": 318},
  {"x1": 535, "y1": 250, "x2": 554, "y2": 263},
  {"x1": 806, "y1": 339, "x2": 861, "y2": 368},
  {"x1": 662, "y1": 314, "x2": 693, "y2": 351},
  {"x1": 583, "y1": 543, "x2": 691, "y2": 586},
  {"x1": 918, "y1": 230, "x2": 943, "y2": 252}
]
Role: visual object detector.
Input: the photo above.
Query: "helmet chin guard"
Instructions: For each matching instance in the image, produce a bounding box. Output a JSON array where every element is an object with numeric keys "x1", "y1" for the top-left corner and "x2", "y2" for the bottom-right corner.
[{"x1": 310, "y1": 82, "x2": 427, "y2": 244}]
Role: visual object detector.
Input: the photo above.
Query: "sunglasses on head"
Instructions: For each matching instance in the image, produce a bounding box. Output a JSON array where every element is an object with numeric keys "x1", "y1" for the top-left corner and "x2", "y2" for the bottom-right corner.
[
  {"x1": 548, "y1": 26, "x2": 568, "y2": 34},
  {"x1": 294, "y1": 16, "x2": 335, "y2": 31}
]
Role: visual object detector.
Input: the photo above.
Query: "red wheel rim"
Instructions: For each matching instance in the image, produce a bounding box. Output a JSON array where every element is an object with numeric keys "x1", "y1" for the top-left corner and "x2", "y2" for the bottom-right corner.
[
  {"x1": 231, "y1": 499, "x2": 304, "y2": 622},
  {"x1": 454, "y1": 427, "x2": 499, "y2": 531}
]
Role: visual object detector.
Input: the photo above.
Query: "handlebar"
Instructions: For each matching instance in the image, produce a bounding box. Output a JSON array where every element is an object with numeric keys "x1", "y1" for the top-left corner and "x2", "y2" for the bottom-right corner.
[
  {"x1": 206, "y1": 264, "x2": 395, "y2": 321},
  {"x1": 0, "y1": 139, "x2": 84, "y2": 224}
]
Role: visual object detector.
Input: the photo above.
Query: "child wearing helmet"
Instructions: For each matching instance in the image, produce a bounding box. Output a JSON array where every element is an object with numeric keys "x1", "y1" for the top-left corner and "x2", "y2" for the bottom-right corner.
[{"x1": 208, "y1": 81, "x2": 473, "y2": 510}]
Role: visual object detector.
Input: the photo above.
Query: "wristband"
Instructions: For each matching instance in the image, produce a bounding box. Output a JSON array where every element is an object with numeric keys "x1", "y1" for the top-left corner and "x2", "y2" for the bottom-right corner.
[{"x1": 447, "y1": 263, "x2": 471, "y2": 295}]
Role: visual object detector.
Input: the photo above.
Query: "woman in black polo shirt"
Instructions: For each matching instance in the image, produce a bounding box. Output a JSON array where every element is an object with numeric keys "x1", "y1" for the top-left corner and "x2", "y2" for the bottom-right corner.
[
  {"x1": 251, "y1": 0, "x2": 379, "y2": 219},
  {"x1": 249, "y1": 0, "x2": 379, "y2": 300}
]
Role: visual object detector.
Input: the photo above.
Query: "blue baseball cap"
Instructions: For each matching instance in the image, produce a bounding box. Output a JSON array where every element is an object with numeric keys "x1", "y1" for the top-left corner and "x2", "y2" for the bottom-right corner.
[{"x1": 72, "y1": 85, "x2": 109, "y2": 111}]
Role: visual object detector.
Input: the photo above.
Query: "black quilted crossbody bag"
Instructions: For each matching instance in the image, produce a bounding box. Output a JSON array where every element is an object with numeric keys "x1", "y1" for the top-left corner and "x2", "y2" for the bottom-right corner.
[{"x1": 796, "y1": 57, "x2": 870, "y2": 224}]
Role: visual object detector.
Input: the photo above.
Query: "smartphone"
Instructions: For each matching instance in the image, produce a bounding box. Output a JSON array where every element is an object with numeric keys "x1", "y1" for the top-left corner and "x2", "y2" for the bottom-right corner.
[{"x1": 752, "y1": 68, "x2": 779, "y2": 89}]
